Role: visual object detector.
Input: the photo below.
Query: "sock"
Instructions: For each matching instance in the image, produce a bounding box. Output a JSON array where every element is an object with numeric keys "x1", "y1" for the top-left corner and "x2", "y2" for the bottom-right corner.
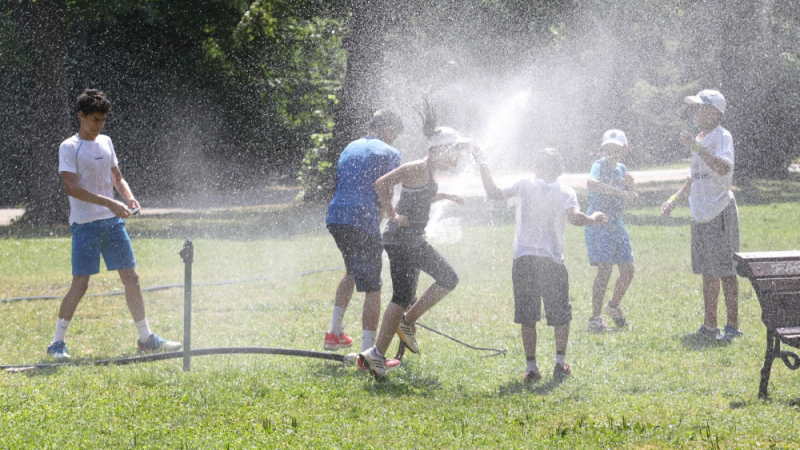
[
  {"x1": 526, "y1": 357, "x2": 538, "y2": 373},
  {"x1": 361, "y1": 330, "x2": 377, "y2": 351},
  {"x1": 555, "y1": 351, "x2": 566, "y2": 366},
  {"x1": 135, "y1": 318, "x2": 152, "y2": 342},
  {"x1": 328, "y1": 306, "x2": 346, "y2": 335},
  {"x1": 53, "y1": 318, "x2": 70, "y2": 343}
]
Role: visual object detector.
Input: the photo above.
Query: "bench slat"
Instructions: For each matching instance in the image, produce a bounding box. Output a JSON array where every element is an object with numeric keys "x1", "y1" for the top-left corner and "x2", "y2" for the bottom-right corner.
[
  {"x1": 754, "y1": 277, "x2": 800, "y2": 294},
  {"x1": 735, "y1": 251, "x2": 800, "y2": 278}
]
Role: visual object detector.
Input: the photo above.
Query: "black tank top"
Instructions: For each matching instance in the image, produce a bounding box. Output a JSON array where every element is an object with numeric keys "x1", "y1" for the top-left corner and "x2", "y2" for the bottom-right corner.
[{"x1": 383, "y1": 163, "x2": 438, "y2": 245}]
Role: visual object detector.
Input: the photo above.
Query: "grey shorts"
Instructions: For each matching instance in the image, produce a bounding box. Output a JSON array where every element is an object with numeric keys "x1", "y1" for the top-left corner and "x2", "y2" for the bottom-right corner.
[
  {"x1": 691, "y1": 199, "x2": 740, "y2": 277},
  {"x1": 512, "y1": 255, "x2": 572, "y2": 327}
]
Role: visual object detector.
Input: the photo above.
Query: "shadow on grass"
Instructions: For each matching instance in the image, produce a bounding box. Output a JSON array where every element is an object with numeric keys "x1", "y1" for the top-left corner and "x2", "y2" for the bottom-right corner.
[
  {"x1": 495, "y1": 377, "x2": 569, "y2": 397},
  {"x1": 678, "y1": 333, "x2": 730, "y2": 351}
]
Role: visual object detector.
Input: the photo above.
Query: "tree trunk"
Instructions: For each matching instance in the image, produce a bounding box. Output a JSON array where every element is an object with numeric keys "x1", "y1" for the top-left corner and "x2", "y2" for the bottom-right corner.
[
  {"x1": 13, "y1": 0, "x2": 71, "y2": 225},
  {"x1": 307, "y1": 0, "x2": 391, "y2": 202}
]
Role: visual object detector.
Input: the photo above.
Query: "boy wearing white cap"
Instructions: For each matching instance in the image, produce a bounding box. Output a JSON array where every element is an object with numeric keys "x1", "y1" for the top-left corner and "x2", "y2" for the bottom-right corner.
[
  {"x1": 585, "y1": 130, "x2": 638, "y2": 333},
  {"x1": 661, "y1": 89, "x2": 742, "y2": 343}
]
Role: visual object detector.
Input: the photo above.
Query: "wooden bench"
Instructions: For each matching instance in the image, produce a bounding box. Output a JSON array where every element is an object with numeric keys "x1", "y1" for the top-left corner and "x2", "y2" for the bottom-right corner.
[{"x1": 735, "y1": 251, "x2": 800, "y2": 398}]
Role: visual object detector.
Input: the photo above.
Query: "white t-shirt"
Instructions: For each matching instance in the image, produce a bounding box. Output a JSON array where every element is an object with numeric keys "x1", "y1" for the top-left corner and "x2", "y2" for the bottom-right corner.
[
  {"x1": 58, "y1": 134, "x2": 119, "y2": 225},
  {"x1": 501, "y1": 178, "x2": 579, "y2": 263},
  {"x1": 689, "y1": 126, "x2": 734, "y2": 223}
]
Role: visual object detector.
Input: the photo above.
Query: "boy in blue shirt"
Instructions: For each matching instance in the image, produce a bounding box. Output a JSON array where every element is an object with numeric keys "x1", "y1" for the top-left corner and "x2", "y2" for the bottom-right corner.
[
  {"x1": 585, "y1": 130, "x2": 637, "y2": 333},
  {"x1": 324, "y1": 110, "x2": 404, "y2": 368}
]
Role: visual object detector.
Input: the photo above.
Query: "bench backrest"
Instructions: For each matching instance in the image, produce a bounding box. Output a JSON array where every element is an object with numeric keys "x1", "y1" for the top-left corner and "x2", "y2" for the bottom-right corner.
[{"x1": 735, "y1": 251, "x2": 800, "y2": 330}]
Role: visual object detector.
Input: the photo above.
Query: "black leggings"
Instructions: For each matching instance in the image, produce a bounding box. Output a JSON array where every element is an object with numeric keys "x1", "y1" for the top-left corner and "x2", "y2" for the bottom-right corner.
[{"x1": 384, "y1": 242, "x2": 459, "y2": 309}]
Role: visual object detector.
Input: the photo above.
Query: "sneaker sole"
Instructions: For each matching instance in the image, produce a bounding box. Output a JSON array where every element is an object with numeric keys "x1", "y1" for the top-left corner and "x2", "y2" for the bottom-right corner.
[
  {"x1": 323, "y1": 343, "x2": 352, "y2": 351},
  {"x1": 396, "y1": 328, "x2": 419, "y2": 354}
]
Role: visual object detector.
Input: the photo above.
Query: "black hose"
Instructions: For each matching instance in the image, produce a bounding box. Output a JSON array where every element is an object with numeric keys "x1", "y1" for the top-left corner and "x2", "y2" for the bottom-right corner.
[{"x1": 1, "y1": 347, "x2": 346, "y2": 370}]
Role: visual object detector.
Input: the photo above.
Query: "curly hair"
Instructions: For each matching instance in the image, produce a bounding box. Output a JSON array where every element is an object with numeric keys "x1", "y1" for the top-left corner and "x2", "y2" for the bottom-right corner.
[{"x1": 76, "y1": 89, "x2": 111, "y2": 115}]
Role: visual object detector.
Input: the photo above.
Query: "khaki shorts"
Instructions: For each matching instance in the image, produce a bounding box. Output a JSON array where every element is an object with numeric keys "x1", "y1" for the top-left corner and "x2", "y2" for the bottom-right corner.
[{"x1": 691, "y1": 199, "x2": 740, "y2": 277}]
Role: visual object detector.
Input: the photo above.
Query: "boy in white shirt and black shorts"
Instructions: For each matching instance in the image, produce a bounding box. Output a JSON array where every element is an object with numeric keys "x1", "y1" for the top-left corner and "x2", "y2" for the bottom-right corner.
[
  {"x1": 661, "y1": 89, "x2": 742, "y2": 343},
  {"x1": 46, "y1": 89, "x2": 181, "y2": 360},
  {"x1": 476, "y1": 147, "x2": 607, "y2": 383}
]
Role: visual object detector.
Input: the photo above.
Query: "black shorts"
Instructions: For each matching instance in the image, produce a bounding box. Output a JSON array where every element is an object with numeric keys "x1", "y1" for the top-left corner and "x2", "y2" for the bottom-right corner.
[
  {"x1": 512, "y1": 255, "x2": 572, "y2": 327},
  {"x1": 384, "y1": 242, "x2": 459, "y2": 309},
  {"x1": 328, "y1": 224, "x2": 383, "y2": 292}
]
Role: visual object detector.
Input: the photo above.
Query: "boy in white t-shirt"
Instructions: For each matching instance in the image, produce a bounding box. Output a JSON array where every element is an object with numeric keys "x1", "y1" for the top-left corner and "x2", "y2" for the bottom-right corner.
[
  {"x1": 660, "y1": 89, "x2": 742, "y2": 343},
  {"x1": 46, "y1": 89, "x2": 181, "y2": 360},
  {"x1": 476, "y1": 147, "x2": 607, "y2": 383}
]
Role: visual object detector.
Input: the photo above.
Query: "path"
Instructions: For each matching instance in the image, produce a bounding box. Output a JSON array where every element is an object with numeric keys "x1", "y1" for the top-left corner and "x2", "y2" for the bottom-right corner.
[{"x1": 0, "y1": 168, "x2": 689, "y2": 226}]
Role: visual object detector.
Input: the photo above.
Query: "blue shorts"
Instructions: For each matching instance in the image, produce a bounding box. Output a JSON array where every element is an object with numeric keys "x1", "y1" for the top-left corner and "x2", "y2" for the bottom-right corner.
[
  {"x1": 585, "y1": 223, "x2": 634, "y2": 266},
  {"x1": 71, "y1": 217, "x2": 136, "y2": 276}
]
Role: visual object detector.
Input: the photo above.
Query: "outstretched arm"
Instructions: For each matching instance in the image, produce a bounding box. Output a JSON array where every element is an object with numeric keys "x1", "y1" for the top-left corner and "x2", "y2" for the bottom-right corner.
[
  {"x1": 473, "y1": 145, "x2": 504, "y2": 200},
  {"x1": 586, "y1": 177, "x2": 638, "y2": 203},
  {"x1": 566, "y1": 206, "x2": 607, "y2": 226},
  {"x1": 434, "y1": 192, "x2": 465, "y2": 204}
]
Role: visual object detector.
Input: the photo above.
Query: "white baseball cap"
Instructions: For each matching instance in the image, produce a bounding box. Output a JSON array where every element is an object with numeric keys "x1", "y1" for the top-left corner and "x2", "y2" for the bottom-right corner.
[
  {"x1": 685, "y1": 89, "x2": 726, "y2": 114},
  {"x1": 428, "y1": 126, "x2": 472, "y2": 147},
  {"x1": 601, "y1": 129, "x2": 628, "y2": 148}
]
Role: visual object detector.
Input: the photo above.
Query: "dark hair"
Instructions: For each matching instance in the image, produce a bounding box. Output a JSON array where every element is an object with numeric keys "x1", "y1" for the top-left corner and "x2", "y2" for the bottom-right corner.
[
  {"x1": 533, "y1": 148, "x2": 564, "y2": 178},
  {"x1": 369, "y1": 109, "x2": 403, "y2": 134},
  {"x1": 76, "y1": 89, "x2": 111, "y2": 115},
  {"x1": 416, "y1": 96, "x2": 438, "y2": 139}
]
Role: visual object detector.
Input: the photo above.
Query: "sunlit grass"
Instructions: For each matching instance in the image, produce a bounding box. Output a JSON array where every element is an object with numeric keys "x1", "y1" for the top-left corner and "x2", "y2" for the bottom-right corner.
[{"x1": 1, "y1": 187, "x2": 800, "y2": 448}]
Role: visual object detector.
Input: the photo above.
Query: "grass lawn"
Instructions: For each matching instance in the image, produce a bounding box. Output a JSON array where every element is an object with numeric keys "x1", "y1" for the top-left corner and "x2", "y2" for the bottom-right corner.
[{"x1": 2, "y1": 180, "x2": 800, "y2": 448}]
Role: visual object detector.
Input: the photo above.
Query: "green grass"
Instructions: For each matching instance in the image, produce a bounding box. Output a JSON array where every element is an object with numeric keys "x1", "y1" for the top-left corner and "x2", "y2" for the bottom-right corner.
[{"x1": 2, "y1": 182, "x2": 800, "y2": 448}]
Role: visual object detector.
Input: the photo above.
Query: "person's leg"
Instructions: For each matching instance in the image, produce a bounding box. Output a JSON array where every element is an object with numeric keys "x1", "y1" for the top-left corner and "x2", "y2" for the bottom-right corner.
[
  {"x1": 608, "y1": 262, "x2": 635, "y2": 308},
  {"x1": 522, "y1": 323, "x2": 537, "y2": 360},
  {"x1": 119, "y1": 267, "x2": 145, "y2": 322},
  {"x1": 329, "y1": 273, "x2": 354, "y2": 335},
  {"x1": 591, "y1": 264, "x2": 613, "y2": 316},
  {"x1": 58, "y1": 275, "x2": 91, "y2": 321},
  {"x1": 405, "y1": 284, "x2": 451, "y2": 323},
  {"x1": 405, "y1": 241, "x2": 458, "y2": 323},
  {"x1": 375, "y1": 302, "x2": 405, "y2": 356},
  {"x1": 554, "y1": 323, "x2": 570, "y2": 354},
  {"x1": 361, "y1": 290, "x2": 380, "y2": 350},
  {"x1": 119, "y1": 267, "x2": 157, "y2": 344},
  {"x1": 721, "y1": 275, "x2": 739, "y2": 329},
  {"x1": 702, "y1": 274, "x2": 721, "y2": 329}
]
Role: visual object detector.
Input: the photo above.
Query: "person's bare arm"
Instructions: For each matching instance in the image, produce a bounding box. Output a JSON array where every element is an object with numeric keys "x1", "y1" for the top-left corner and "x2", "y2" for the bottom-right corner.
[
  {"x1": 434, "y1": 193, "x2": 465, "y2": 204},
  {"x1": 586, "y1": 178, "x2": 637, "y2": 202},
  {"x1": 566, "y1": 206, "x2": 607, "y2": 226},
  {"x1": 660, "y1": 177, "x2": 692, "y2": 217},
  {"x1": 62, "y1": 171, "x2": 131, "y2": 218},
  {"x1": 679, "y1": 131, "x2": 731, "y2": 176},
  {"x1": 374, "y1": 162, "x2": 426, "y2": 227},
  {"x1": 111, "y1": 167, "x2": 141, "y2": 211}
]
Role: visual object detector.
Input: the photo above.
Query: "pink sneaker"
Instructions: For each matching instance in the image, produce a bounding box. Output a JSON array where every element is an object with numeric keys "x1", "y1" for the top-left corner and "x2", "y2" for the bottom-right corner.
[{"x1": 324, "y1": 331, "x2": 354, "y2": 351}]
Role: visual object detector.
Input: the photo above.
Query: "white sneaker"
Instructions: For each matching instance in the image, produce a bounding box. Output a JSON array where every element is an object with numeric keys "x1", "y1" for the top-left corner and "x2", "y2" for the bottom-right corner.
[
  {"x1": 587, "y1": 316, "x2": 612, "y2": 334},
  {"x1": 358, "y1": 346, "x2": 386, "y2": 379},
  {"x1": 396, "y1": 314, "x2": 419, "y2": 353}
]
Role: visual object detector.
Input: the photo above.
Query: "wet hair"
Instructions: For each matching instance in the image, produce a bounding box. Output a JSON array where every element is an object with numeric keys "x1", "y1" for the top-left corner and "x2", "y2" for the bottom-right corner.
[
  {"x1": 76, "y1": 89, "x2": 111, "y2": 115},
  {"x1": 369, "y1": 109, "x2": 404, "y2": 134},
  {"x1": 417, "y1": 96, "x2": 438, "y2": 139},
  {"x1": 533, "y1": 148, "x2": 564, "y2": 178}
]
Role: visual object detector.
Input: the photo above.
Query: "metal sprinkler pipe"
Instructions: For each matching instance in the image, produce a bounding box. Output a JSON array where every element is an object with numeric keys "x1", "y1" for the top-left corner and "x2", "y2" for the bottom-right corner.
[{"x1": 179, "y1": 239, "x2": 194, "y2": 372}]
